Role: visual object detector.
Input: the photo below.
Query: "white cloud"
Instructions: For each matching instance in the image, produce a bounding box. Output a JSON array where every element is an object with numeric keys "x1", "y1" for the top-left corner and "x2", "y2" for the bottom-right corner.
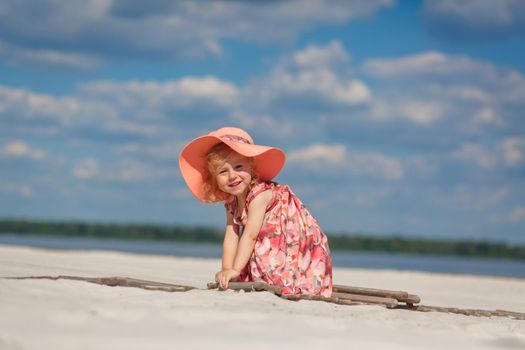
[
  {"x1": 510, "y1": 206, "x2": 525, "y2": 223},
  {"x1": 0, "y1": 39, "x2": 102, "y2": 70},
  {"x1": 363, "y1": 51, "x2": 502, "y2": 80},
  {"x1": 78, "y1": 77, "x2": 240, "y2": 108},
  {"x1": 0, "y1": 0, "x2": 393, "y2": 67},
  {"x1": 362, "y1": 52, "x2": 525, "y2": 104},
  {"x1": 369, "y1": 98, "x2": 447, "y2": 125},
  {"x1": 359, "y1": 51, "x2": 525, "y2": 132},
  {"x1": 230, "y1": 112, "x2": 297, "y2": 139},
  {"x1": 292, "y1": 40, "x2": 350, "y2": 68},
  {"x1": 0, "y1": 75, "x2": 240, "y2": 138},
  {"x1": 114, "y1": 142, "x2": 183, "y2": 160},
  {"x1": 288, "y1": 143, "x2": 404, "y2": 180},
  {"x1": 73, "y1": 158, "x2": 100, "y2": 179},
  {"x1": 0, "y1": 85, "x2": 83, "y2": 124},
  {"x1": 248, "y1": 41, "x2": 371, "y2": 107},
  {"x1": 288, "y1": 143, "x2": 347, "y2": 165},
  {"x1": 0, "y1": 140, "x2": 46, "y2": 160},
  {"x1": 501, "y1": 137, "x2": 525, "y2": 166},
  {"x1": 472, "y1": 107, "x2": 503, "y2": 126},
  {"x1": 347, "y1": 153, "x2": 404, "y2": 181},
  {"x1": 110, "y1": 159, "x2": 151, "y2": 182},
  {"x1": 451, "y1": 143, "x2": 497, "y2": 169},
  {"x1": 445, "y1": 185, "x2": 510, "y2": 211},
  {"x1": 105, "y1": 160, "x2": 180, "y2": 182},
  {"x1": 73, "y1": 157, "x2": 179, "y2": 183},
  {"x1": 282, "y1": 69, "x2": 370, "y2": 104},
  {"x1": 177, "y1": 77, "x2": 239, "y2": 104}
]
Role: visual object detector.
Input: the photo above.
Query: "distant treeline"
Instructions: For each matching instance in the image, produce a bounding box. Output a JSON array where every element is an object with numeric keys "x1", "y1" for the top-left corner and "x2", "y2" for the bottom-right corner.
[{"x1": 1, "y1": 219, "x2": 524, "y2": 260}]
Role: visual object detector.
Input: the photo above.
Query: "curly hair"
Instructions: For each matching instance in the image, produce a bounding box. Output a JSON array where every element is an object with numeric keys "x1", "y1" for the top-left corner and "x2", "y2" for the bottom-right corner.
[{"x1": 202, "y1": 143, "x2": 258, "y2": 203}]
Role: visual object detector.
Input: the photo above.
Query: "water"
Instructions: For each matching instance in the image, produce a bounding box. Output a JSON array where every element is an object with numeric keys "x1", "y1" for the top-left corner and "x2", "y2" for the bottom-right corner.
[{"x1": 1, "y1": 233, "x2": 524, "y2": 279}]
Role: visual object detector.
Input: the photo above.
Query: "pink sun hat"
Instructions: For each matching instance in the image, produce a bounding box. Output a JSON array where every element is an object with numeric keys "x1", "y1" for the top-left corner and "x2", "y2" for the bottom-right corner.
[{"x1": 178, "y1": 127, "x2": 286, "y2": 202}]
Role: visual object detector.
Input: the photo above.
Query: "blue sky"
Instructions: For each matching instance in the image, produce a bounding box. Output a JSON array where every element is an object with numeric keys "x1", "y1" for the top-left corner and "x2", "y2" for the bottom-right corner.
[{"x1": 1, "y1": 0, "x2": 524, "y2": 244}]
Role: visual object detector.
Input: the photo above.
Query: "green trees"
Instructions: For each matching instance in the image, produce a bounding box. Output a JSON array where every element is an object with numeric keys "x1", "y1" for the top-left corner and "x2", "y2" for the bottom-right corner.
[{"x1": 0, "y1": 219, "x2": 523, "y2": 260}]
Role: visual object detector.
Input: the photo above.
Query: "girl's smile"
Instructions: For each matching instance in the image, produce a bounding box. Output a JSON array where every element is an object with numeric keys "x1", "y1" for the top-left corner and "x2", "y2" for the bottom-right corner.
[{"x1": 215, "y1": 153, "x2": 253, "y2": 199}]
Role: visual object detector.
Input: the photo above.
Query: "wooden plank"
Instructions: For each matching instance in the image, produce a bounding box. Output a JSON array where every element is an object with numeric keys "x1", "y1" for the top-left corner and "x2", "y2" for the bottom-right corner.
[
  {"x1": 4, "y1": 275, "x2": 196, "y2": 291},
  {"x1": 333, "y1": 285, "x2": 421, "y2": 304},
  {"x1": 406, "y1": 294, "x2": 421, "y2": 304},
  {"x1": 332, "y1": 292, "x2": 398, "y2": 308},
  {"x1": 333, "y1": 284, "x2": 409, "y2": 300},
  {"x1": 207, "y1": 281, "x2": 282, "y2": 295}
]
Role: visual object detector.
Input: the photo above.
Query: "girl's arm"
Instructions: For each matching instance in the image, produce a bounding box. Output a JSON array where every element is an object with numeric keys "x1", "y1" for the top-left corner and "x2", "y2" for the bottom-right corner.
[
  {"x1": 218, "y1": 190, "x2": 272, "y2": 289},
  {"x1": 221, "y1": 210, "x2": 239, "y2": 271}
]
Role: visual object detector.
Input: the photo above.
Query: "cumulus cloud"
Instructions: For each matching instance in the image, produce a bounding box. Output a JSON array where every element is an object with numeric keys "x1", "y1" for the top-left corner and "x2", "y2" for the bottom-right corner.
[
  {"x1": 367, "y1": 98, "x2": 448, "y2": 125},
  {"x1": 360, "y1": 51, "x2": 525, "y2": 133},
  {"x1": 347, "y1": 153, "x2": 404, "y2": 181},
  {"x1": 421, "y1": 0, "x2": 525, "y2": 43},
  {"x1": 0, "y1": 40, "x2": 102, "y2": 70},
  {"x1": 288, "y1": 143, "x2": 347, "y2": 165},
  {"x1": 362, "y1": 51, "x2": 517, "y2": 84},
  {"x1": 114, "y1": 142, "x2": 183, "y2": 160},
  {"x1": 0, "y1": 0, "x2": 393, "y2": 68},
  {"x1": 73, "y1": 158, "x2": 100, "y2": 179},
  {"x1": 291, "y1": 40, "x2": 350, "y2": 68},
  {"x1": 230, "y1": 112, "x2": 297, "y2": 139},
  {"x1": 288, "y1": 143, "x2": 403, "y2": 180},
  {"x1": 443, "y1": 139, "x2": 525, "y2": 170},
  {"x1": 79, "y1": 77, "x2": 240, "y2": 108},
  {"x1": 444, "y1": 185, "x2": 510, "y2": 211},
  {"x1": 501, "y1": 137, "x2": 525, "y2": 166},
  {"x1": 0, "y1": 75, "x2": 240, "y2": 139},
  {"x1": 73, "y1": 157, "x2": 179, "y2": 182},
  {"x1": 0, "y1": 85, "x2": 85, "y2": 125},
  {"x1": 0, "y1": 140, "x2": 46, "y2": 160},
  {"x1": 451, "y1": 143, "x2": 497, "y2": 169},
  {"x1": 246, "y1": 41, "x2": 371, "y2": 109}
]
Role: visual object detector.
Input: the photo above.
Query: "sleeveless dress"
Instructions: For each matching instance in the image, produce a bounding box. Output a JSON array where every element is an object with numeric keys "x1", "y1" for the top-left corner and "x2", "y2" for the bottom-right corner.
[{"x1": 225, "y1": 180, "x2": 333, "y2": 297}]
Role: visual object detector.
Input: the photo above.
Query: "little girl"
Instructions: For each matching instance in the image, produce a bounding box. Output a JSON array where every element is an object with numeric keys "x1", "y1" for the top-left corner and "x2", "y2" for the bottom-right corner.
[{"x1": 179, "y1": 127, "x2": 332, "y2": 297}]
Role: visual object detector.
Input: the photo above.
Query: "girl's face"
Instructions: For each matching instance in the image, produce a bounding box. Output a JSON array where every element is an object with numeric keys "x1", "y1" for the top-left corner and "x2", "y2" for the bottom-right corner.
[{"x1": 214, "y1": 152, "x2": 253, "y2": 198}]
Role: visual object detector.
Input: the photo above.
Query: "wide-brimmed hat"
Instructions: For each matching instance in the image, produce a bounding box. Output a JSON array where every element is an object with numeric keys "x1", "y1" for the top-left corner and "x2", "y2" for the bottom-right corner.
[{"x1": 179, "y1": 127, "x2": 285, "y2": 202}]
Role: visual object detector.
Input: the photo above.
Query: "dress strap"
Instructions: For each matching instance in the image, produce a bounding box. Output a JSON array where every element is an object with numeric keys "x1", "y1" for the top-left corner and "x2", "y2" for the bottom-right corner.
[{"x1": 246, "y1": 180, "x2": 273, "y2": 205}]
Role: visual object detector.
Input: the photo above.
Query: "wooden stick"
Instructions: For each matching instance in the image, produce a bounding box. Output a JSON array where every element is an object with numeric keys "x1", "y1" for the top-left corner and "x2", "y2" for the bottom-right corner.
[
  {"x1": 207, "y1": 281, "x2": 282, "y2": 295},
  {"x1": 280, "y1": 294, "x2": 361, "y2": 306},
  {"x1": 4, "y1": 275, "x2": 196, "y2": 292},
  {"x1": 410, "y1": 305, "x2": 525, "y2": 320},
  {"x1": 207, "y1": 281, "x2": 398, "y2": 308},
  {"x1": 332, "y1": 292, "x2": 398, "y2": 308},
  {"x1": 333, "y1": 284, "x2": 422, "y2": 304},
  {"x1": 406, "y1": 294, "x2": 421, "y2": 304}
]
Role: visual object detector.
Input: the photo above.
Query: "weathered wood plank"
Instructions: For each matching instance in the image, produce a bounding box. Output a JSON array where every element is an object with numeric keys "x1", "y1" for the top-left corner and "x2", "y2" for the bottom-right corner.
[
  {"x1": 332, "y1": 292, "x2": 398, "y2": 308},
  {"x1": 4, "y1": 275, "x2": 195, "y2": 292}
]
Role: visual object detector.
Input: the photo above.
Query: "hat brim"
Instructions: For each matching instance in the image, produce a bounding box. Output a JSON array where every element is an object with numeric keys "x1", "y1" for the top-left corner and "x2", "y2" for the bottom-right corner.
[{"x1": 179, "y1": 135, "x2": 285, "y2": 202}]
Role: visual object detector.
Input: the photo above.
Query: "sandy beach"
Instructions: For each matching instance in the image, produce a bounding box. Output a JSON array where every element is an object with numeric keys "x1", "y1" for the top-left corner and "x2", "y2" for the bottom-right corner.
[{"x1": 0, "y1": 244, "x2": 524, "y2": 350}]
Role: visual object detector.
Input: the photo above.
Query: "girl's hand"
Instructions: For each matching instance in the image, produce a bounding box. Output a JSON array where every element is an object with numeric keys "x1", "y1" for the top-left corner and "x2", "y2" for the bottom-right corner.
[
  {"x1": 214, "y1": 270, "x2": 224, "y2": 283},
  {"x1": 217, "y1": 268, "x2": 240, "y2": 290}
]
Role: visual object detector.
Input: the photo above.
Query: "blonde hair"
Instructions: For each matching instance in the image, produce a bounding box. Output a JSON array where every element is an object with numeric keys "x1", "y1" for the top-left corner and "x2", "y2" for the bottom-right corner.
[{"x1": 202, "y1": 143, "x2": 258, "y2": 203}]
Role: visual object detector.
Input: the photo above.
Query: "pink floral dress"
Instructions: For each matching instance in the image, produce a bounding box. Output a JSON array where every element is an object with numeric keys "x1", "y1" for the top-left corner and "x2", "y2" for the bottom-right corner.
[{"x1": 225, "y1": 180, "x2": 333, "y2": 297}]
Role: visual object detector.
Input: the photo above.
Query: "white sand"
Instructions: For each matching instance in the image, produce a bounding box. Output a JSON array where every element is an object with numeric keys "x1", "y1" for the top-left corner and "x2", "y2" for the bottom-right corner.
[{"x1": 0, "y1": 244, "x2": 524, "y2": 350}]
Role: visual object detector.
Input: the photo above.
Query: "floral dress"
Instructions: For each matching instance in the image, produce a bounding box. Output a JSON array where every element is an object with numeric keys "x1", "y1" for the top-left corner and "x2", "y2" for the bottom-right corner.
[{"x1": 225, "y1": 180, "x2": 333, "y2": 297}]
